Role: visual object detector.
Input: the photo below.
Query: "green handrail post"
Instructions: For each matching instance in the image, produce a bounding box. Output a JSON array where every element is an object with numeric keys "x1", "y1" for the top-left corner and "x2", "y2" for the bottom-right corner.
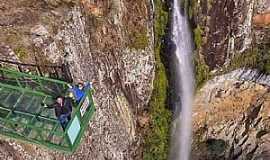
[{"x1": 0, "y1": 67, "x2": 95, "y2": 153}]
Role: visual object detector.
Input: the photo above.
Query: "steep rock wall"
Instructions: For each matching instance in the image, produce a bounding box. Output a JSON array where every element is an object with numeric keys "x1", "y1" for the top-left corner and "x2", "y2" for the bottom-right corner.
[
  {"x1": 191, "y1": 0, "x2": 270, "y2": 69},
  {"x1": 0, "y1": 0, "x2": 155, "y2": 159},
  {"x1": 192, "y1": 69, "x2": 270, "y2": 159}
]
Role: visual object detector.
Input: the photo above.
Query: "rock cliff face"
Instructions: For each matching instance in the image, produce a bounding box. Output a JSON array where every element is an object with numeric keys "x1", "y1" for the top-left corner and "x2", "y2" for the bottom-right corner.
[
  {"x1": 191, "y1": 0, "x2": 270, "y2": 69},
  {"x1": 0, "y1": 0, "x2": 154, "y2": 159},
  {"x1": 192, "y1": 69, "x2": 270, "y2": 160},
  {"x1": 190, "y1": 0, "x2": 270, "y2": 159}
]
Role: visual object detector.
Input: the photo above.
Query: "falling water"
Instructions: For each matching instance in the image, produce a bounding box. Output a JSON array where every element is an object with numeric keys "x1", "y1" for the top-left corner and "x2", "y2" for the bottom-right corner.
[{"x1": 169, "y1": 0, "x2": 195, "y2": 160}]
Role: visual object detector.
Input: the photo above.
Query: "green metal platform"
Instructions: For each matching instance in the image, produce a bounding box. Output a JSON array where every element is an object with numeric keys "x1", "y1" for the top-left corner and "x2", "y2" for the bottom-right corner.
[{"x1": 0, "y1": 67, "x2": 95, "y2": 153}]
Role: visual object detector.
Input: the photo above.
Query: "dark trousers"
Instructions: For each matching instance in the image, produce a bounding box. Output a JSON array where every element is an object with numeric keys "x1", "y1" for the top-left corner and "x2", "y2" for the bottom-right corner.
[{"x1": 58, "y1": 113, "x2": 71, "y2": 130}]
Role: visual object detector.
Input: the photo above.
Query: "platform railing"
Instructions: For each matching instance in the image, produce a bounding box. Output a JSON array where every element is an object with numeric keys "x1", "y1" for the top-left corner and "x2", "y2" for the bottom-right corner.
[
  {"x1": 0, "y1": 67, "x2": 95, "y2": 152},
  {"x1": 0, "y1": 59, "x2": 73, "y2": 83}
]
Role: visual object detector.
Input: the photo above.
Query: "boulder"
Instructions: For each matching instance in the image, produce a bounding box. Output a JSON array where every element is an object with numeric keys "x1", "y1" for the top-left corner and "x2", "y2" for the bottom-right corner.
[{"x1": 30, "y1": 25, "x2": 49, "y2": 37}]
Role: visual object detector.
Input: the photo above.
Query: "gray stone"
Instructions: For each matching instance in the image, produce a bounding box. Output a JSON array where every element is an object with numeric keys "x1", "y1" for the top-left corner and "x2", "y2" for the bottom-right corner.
[
  {"x1": 30, "y1": 25, "x2": 49, "y2": 37},
  {"x1": 193, "y1": 69, "x2": 270, "y2": 160}
]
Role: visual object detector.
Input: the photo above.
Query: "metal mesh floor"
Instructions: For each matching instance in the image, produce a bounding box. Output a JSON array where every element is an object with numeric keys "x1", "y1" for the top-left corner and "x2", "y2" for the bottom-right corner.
[
  {"x1": 0, "y1": 86, "x2": 70, "y2": 147},
  {"x1": 0, "y1": 68, "x2": 96, "y2": 152}
]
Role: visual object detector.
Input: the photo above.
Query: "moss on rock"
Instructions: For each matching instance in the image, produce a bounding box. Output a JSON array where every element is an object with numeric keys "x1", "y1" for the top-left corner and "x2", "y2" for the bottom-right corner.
[
  {"x1": 194, "y1": 25, "x2": 202, "y2": 48},
  {"x1": 223, "y1": 46, "x2": 270, "y2": 75},
  {"x1": 14, "y1": 47, "x2": 28, "y2": 60},
  {"x1": 143, "y1": 0, "x2": 171, "y2": 160},
  {"x1": 128, "y1": 27, "x2": 149, "y2": 50},
  {"x1": 194, "y1": 54, "x2": 210, "y2": 89}
]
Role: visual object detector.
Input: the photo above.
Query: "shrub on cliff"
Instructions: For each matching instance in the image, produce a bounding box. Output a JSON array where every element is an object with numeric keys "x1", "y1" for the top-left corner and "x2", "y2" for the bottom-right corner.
[
  {"x1": 143, "y1": 0, "x2": 171, "y2": 160},
  {"x1": 194, "y1": 26, "x2": 202, "y2": 48}
]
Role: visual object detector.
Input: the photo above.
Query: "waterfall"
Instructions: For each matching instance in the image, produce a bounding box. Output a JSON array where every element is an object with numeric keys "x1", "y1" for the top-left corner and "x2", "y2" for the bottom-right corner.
[{"x1": 169, "y1": 0, "x2": 195, "y2": 160}]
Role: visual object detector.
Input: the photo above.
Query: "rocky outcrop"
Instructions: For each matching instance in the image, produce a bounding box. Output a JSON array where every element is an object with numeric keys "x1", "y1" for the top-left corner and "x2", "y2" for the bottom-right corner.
[
  {"x1": 192, "y1": 0, "x2": 270, "y2": 69},
  {"x1": 192, "y1": 69, "x2": 270, "y2": 160},
  {"x1": 190, "y1": 0, "x2": 270, "y2": 158},
  {"x1": 0, "y1": 43, "x2": 19, "y2": 62},
  {"x1": 0, "y1": 0, "x2": 154, "y2": 160}
]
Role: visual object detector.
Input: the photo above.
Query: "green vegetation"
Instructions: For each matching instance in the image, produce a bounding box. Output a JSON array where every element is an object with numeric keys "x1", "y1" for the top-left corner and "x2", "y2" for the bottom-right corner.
[
  {"x1": 223, "y1": 47, "x2": 270, "y2": 74},
  {"x1": 194, "y1": 26, "x2": 202, "y2": 48},
  {"x1": 226, "y1": 50, "x2": 258, "y2": 71},
  {"x1": 14, "y1": 47, "x2": 28, "y2": 60},
  {"x1": 193, "y1": 24, "x2": 209, "y2": 89},
  {"x1": 194, "y1": 54, "x2": 210, "y2": 89},
  {"x1": 257, "y1": 49, "x2": 270, "y2": 74},
  {"x1": 181, "y1": 0, "x2": 189, "y2": 12},
  {"x1": 188, "y1": 0, "x2": 198, "y2": 19},
  {"x1": 193, "y1": 46, "x2": 270, "y2": 90},
  {"x1": 128, "y1": 27, "x2": 149, "y2": 50},
  {"x1": 188, "y1": 0, "x2": 210, "y2": 89},
  {"x1": 193, "y1": 46, "x2": 270, "y2": 89},
  {"x1": 154, "y1": 0, "x2": 168, "y2": 41},
  {"x1": 143, "y1": 0, "x2": 171, "y2": 160}
]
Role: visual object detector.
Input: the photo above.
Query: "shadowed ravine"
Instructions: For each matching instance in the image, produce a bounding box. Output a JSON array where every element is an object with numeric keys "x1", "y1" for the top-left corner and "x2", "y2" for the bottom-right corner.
[{"x1": 169, "y1": 0, "x2": 195, "y2": 160}]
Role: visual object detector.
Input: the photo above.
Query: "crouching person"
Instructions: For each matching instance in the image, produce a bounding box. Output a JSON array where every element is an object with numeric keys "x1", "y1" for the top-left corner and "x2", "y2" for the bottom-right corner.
[{"x1": 42, "y1": 96, "x2": 73, "y2": 130}]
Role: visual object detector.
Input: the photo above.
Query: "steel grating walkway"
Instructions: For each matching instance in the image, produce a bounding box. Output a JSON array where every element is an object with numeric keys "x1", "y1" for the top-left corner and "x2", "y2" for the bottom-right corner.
[{"x1": 0, "y1": 68, "x2": 95, "y2": 153}]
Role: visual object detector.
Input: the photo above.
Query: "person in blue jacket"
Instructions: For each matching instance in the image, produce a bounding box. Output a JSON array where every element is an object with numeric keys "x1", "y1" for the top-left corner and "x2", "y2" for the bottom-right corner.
[{"x1": 68, "y1": 81, "x2": 92, "y2": 103}]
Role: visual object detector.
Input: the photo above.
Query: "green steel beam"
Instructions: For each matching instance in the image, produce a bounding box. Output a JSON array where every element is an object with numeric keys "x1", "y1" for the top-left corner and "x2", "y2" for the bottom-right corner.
[
  {"x1": 0, "y1": 116, "x2": 63, "y2": 137},
  {"x1": 24, "y1": 97, "x2": 36, "y2": 111},
  {"x1": 0, "y1": 82, "x2": 49, "y2": 97},
  {"x1": 0, "y1": 68, "x2": 68, "y2": 85},
  {"x1": 3, "y1": 92, "x2": 14, "y2": 104},
  {"x1": 0, "y1": 67, "x2": 96, "y2": 153},
  {"x1": 11, "y1": 93, "x2": 25, "y2": 110},
  {"x1": 47, "y1": 123, "x2": 60, "y2": 141},
  {"x1": 15, "y1": 77, "x2": 22, "y2": 88},
  {"x1": 0, "y1": 105, "x2": 56, "y2": 122},
  {"x1": 0, "y1": 129, "x2": 71, "y2": 152},
  {"x1": 69, "y1": 91, "x2": 96, "y2": 153}
]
